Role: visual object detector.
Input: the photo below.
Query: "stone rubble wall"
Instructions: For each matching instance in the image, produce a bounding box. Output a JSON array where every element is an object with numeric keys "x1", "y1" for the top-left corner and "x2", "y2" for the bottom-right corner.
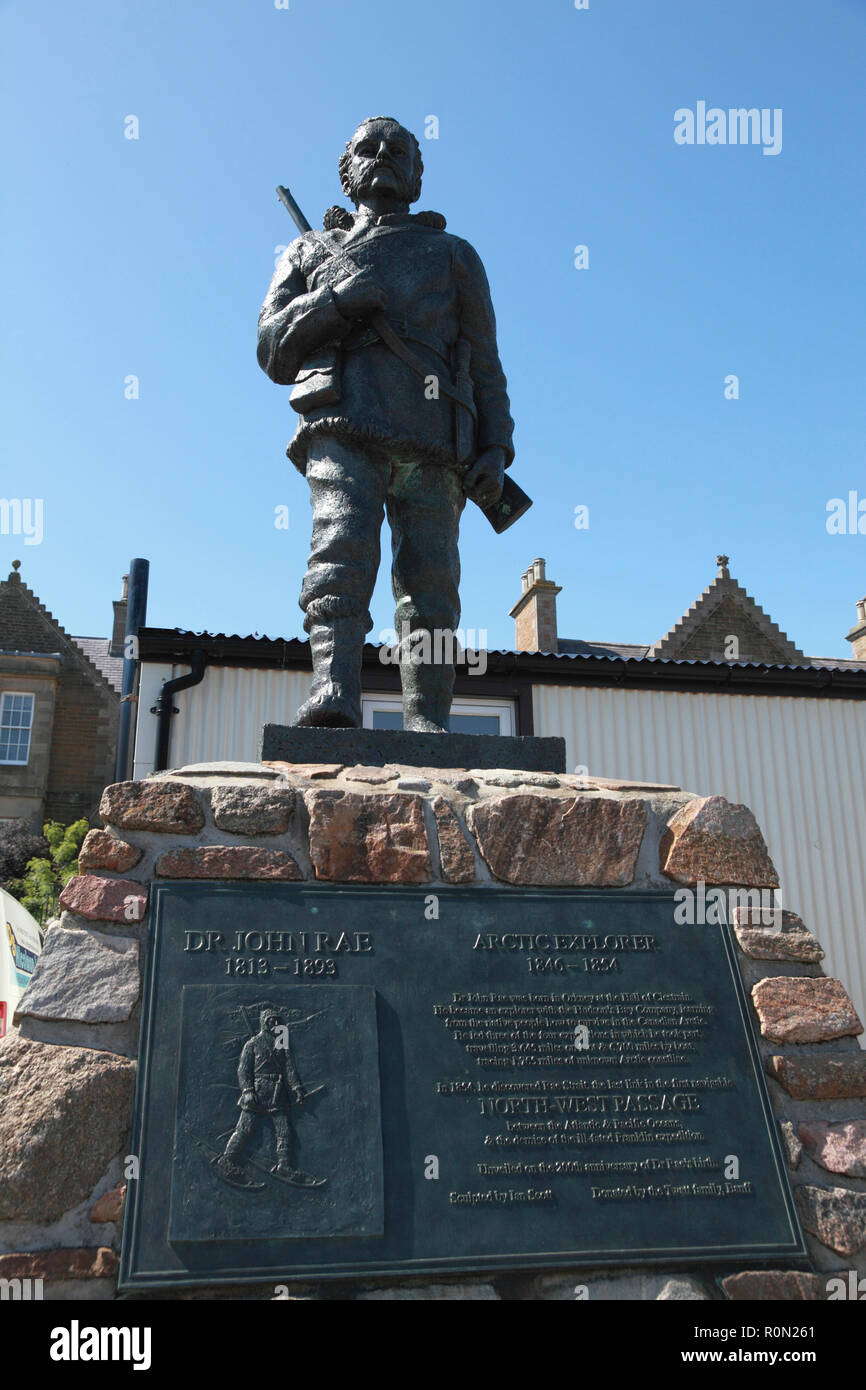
[{"x1": 1, "y1": 759, "x2": 864, "y2": 1301}]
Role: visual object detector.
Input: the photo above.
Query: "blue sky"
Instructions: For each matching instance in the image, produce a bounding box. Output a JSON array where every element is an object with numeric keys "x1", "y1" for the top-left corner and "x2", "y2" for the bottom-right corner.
[{"x1": 2, "y1": 0, "x2": 864, "y2": 658}]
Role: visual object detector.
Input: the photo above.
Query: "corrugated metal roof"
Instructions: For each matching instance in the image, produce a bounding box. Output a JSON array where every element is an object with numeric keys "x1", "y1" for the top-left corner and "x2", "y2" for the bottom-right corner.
[
  {"x1": 516, "y1": 650, "x2": 866, "y2": 673},
  {"x1": 148, "y1": 627, "x2": 866, "y2": 674}
]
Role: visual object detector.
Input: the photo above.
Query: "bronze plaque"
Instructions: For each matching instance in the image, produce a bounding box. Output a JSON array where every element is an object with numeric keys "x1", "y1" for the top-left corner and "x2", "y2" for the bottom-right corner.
[{"x1": 119, "y1": 883, "x2": 806, "y2": 1289}]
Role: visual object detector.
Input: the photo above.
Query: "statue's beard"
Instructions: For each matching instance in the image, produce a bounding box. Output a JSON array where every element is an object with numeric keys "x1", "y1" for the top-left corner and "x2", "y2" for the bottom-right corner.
[{"x1": 350, "y1": 165, "x2": 415, "y2": 206}]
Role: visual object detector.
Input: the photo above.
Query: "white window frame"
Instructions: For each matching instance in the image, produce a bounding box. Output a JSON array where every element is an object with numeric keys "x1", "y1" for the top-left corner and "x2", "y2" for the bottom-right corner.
[
  {"x1": 0, "y1": 692, "x2": 35, "y2": 766},
  {"x1": 361, "y1": 693, "x2": 515, "y2": 736}
]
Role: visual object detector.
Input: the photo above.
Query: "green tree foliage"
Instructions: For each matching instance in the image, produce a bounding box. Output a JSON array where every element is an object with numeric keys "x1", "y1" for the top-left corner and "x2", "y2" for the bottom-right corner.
[{"x1": 8, "y1": 819, "x2": 88, "y2": 924}]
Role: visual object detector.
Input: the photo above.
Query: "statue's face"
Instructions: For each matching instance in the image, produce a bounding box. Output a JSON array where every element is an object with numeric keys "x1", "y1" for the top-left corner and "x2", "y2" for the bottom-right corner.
[
  {"x1": 263, "y1": 1014, "x2": 280, "y2": 1035},
  {"x1": 344, "y1": 120, "x2": 415, "y2": 204}
]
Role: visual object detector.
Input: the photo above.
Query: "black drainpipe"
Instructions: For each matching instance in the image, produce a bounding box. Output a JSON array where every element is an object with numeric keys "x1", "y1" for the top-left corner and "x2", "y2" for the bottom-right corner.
[
  {"x1": 114, "y1": 557, "x2": 149, "y2": 782},
  {"x1": 151, "y1": 649, "x2": 208, "y2": 773}
]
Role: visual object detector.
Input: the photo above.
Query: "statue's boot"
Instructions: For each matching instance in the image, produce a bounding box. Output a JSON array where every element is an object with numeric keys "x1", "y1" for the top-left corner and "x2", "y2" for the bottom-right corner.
[
  {"x1": 400, "y1": 647, "x2": 454, "y2": 733},
  {"x1": 271, "y1": 1151, "x2": 297, "y2": 1180},
  {"x1": 215, "y1": 1153, "x2": 248, "y2": 1184},
  {"x1": 295, "y1": 621, "x2": 363, "y2": 728}
]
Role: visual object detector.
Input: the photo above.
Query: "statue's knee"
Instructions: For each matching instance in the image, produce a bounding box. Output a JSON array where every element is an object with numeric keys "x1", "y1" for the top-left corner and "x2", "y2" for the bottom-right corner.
[
  {"x1": 395, "y1": 593, "x2": 458, "y2": 635},
  {"x1": 301, "y1": 595, "x2": 373, "y2": 633}
]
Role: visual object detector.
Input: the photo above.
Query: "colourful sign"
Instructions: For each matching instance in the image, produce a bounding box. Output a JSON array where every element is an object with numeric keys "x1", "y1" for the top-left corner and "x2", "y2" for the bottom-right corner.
[
  {"x1": 6, "y1": 919, "x2": 38, "y2": 987},
  {"x1": 0, "y1": 888, "x2": 43, "y2": 1035}
]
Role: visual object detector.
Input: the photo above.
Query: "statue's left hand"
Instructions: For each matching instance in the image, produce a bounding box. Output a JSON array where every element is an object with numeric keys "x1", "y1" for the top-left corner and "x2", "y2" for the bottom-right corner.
[{"x1": 464, "y1": 447, "x2": 505, "y2": 506}]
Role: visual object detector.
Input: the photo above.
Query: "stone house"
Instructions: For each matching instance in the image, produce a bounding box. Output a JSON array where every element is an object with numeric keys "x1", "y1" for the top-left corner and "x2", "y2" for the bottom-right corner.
[{"x1": 0, "y1": 562, "x2": 125, "y2": 827}]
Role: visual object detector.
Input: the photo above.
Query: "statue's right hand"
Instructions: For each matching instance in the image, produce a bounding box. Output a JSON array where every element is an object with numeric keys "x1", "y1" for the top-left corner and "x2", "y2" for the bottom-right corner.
[{"x1": 333, "y1": 269, "x2": 387, "y2": 319}]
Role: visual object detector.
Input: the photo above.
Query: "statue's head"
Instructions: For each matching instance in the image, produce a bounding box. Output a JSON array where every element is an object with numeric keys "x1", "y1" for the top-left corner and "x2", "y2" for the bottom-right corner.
[
  {"x1": 339, "y1": 116, "x2": 423, "y2": 208},
  {"x1": 260, "y1": 1008, "x2": 283, "y2": 1035}
]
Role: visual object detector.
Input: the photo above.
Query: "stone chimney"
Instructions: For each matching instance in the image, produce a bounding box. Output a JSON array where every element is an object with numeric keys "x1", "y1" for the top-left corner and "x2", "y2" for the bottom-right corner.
[
  {"x1": 845, "y1": 597, "x2": 866, "y2": 662},
  {"x1": 509, "y1": 558, "x2": 562, "y2": 652},
  {"x1": 110, "y1": 574, "x2": 129, "y2": 658}
]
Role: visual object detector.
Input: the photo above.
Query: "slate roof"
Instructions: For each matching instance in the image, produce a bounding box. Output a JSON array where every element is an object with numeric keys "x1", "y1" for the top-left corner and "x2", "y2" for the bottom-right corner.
[
  {"x1": 71, "y1": 637, "x2": 124, "y2": 693},
  {"x1": 557, "y1": 639, "x2": 651, "y2": 660}
]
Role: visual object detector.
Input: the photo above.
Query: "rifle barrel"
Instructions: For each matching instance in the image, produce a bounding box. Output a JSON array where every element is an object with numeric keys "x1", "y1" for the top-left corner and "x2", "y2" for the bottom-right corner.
[{"x1": 276, "y1": 185, "x2": 312, "y2": 235}]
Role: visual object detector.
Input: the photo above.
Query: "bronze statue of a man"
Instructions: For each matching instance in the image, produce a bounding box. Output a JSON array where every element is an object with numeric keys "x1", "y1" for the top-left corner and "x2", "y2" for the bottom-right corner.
[{"x1": 258, "y1": 116, "x2": 514, "y2": 731}]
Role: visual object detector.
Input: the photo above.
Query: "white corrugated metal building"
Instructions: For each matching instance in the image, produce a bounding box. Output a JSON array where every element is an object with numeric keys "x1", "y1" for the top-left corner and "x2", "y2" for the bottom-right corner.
[{"x1": 130, "y1": 557, "x2": 866, "y2": 1023}]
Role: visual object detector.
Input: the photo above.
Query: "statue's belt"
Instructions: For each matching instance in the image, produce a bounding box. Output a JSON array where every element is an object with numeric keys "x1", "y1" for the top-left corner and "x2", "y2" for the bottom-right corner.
[
  {"x1": 339, "y1": 311, "x2": 475, "y2": 419},
  {"x1": 309, "y1": 231, "x2": 476, "y2": 420},
  {"x1": 342, "y1": 319, "x2": 451, "y2": 368}
]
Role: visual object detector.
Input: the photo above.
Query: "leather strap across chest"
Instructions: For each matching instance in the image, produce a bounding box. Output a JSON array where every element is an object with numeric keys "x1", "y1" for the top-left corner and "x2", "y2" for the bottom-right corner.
[
  {"x1": 342, "y1": 319, "x2": 451, "y2": 367},
  {"x1": 309, "y1": 232, "x2": 475, "y2": 416}
]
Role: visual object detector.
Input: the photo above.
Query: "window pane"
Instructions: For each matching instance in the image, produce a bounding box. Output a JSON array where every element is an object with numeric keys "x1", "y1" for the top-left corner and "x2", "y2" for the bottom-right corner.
[
  {"x1": 370, "y1": 709, "x2": 503, "y2": 735},
  {"x1": 450, "y1": 714, "x2": 502, "y2": 735},
  {"x1": 372, "y1": 711, "x2": 405, "y2": 730},
  {"x1": 0, "y1": 693, "x2": 33, "y2": 762}
]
